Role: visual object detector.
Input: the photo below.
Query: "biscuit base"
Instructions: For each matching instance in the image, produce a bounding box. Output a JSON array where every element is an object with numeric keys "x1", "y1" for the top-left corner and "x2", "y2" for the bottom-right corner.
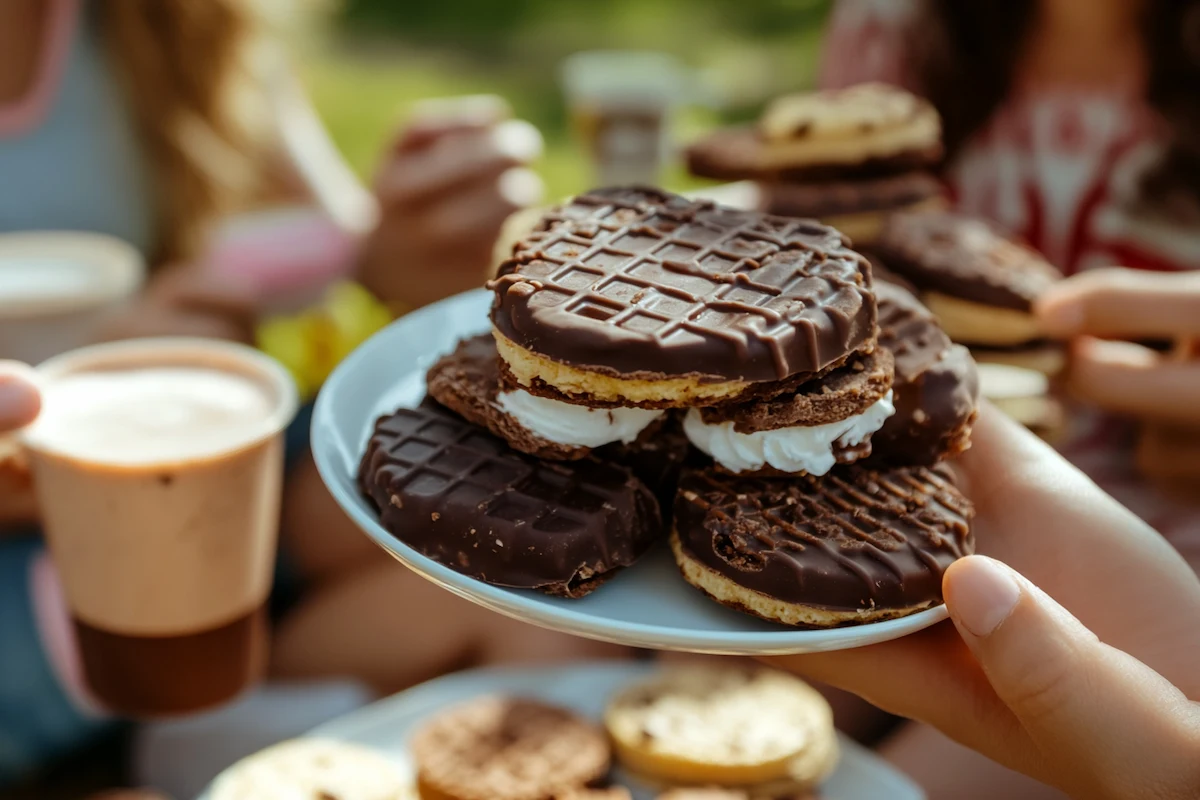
[
  {"x1": 922, "y1": 292, "x2": 1044, "y2": 347},
  {"x1": 970, "y1": 344, "x2": 1066, "y2": 376},
  {"x1": 758, "y1": 109, "x2": 941, "y2": 172},
  {"x1": 670, "y1": 531, "x2": 939, "y2": 627},
  {"x1": 819, "y1": 196, "x2": 946, "y2": 247},
  {"x1": 494, "y1": 330, "x2": 750, "y2": 407}
]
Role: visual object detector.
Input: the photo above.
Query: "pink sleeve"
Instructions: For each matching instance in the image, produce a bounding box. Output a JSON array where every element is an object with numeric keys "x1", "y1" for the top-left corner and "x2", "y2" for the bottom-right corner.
[{"x1": 817, "y1": 0, "x2": 919, "y2": 90}]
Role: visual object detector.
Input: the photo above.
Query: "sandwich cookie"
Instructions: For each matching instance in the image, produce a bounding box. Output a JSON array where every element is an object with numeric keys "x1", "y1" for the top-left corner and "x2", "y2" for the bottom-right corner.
[
  {"x1": 687, "y1": 83, "x2": 943, "y2": 182},
  {"x1": 868, "y1": 282, "x2": 979, "y2": 466},
  {"x1": 411, "y1": 696, "x2": 611, "y2": 800},
  {"x1": 209, "y1": 738, "x2": 414, "y2": 800},
  {"x1": 490, "y1": 187, "x2": 877, "y2": 408},
  {"x1": 672, "y1": 464, "x2": 974, "y2": 627},
  {"x1": 683, "y1": 348, "x2": 896, "y2": 477},
  {"x1": 359, "y1": 405, "x2": 661, "y2": 598},
  {"x1": 874, "y1": 211, "x2": 1063, "y2": 347},
  {"x1": 605, "y1": 666, "x2": 837, "y2": 795},
  {"x1": 427, "y1": 334, "x2": 665, "y2": 460},
  {"x1": 762, "y1": 172, "x2": 946, "y2": 246},
  {"x1": 975, "y1": 363, "x2": 1065, "y2": 438}
]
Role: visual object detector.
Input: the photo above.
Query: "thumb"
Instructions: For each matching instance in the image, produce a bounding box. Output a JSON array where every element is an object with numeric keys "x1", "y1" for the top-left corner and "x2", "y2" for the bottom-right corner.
[
  {"x1": 0, "y1": 361, "x2": 41, "y2": 431},
  {"x1": 944, "y1": 556, "x2": 1200, "y2": 798}
]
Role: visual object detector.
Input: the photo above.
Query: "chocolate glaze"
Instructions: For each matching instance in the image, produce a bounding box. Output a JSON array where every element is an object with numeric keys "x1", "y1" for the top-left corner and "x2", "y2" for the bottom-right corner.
[
  {"x1": 686, "y1": 126, "x2": 944, "y2": 182},
  {"x1": 597, "y1": 413, "x2": 693, "y2": 519},
  {"x1": 764, "y1": 171, "x2": 944, "y2": 219},
  {"x1": 869, "y1": 283, "x2": 979, "y2": 465},
  {"x1": 674, "y1": 465, "x2": 974, "y2": 612},
  {"x1": 359, "y1": 405, "x2": 661, "y2": 597},
  {"x1": 490, "y1": 187, "x2": 876, "y2": 384},
  {"x1": 427, "y1": 334, "x2": 591, "y2": 461},
  {"x1": 875, "y1": 211, "x2": 1062, "y2": 311},
  {"x1": 698, "y1": 347, "x2": 893, "y2": 434}
]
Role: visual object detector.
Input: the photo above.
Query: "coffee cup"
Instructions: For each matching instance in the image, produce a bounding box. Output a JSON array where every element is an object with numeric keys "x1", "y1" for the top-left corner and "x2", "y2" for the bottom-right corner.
[{"x1": 21, "y1": 338, "x2": 297, "y2": 717}]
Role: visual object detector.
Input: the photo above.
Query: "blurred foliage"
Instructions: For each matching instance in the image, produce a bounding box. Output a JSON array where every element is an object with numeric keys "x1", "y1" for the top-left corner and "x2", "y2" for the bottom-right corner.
[{"x1": 301, "y1": 0, "x2": 832, "y2": 199}]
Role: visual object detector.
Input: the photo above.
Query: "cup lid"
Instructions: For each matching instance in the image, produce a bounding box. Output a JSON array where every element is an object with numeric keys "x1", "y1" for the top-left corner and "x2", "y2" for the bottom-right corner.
[{"x1": 0, "y1": 231, "x2": 146, "y2": 318}]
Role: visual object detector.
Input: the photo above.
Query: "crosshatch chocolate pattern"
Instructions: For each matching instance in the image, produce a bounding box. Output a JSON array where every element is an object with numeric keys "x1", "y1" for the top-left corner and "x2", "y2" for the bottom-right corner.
[
  {"x1": 359, "y1": 405, "x2": 661, "y2": 596},
  {"x1": 490, "y1": 187, "x2": 877, "y2": 383},
  {"x1": 673, "y1": 465, "x2": 974, "y2": 611}
]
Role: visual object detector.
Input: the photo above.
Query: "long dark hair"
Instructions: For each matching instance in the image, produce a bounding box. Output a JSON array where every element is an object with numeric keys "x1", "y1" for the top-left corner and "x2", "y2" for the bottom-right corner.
[{"x1": 913, "y1": 0, "x2": 1200, "y2": 221}]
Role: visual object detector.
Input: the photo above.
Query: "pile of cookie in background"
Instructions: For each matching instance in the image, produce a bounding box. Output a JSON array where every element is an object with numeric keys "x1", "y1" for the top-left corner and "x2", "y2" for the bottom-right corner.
[
  {"x1": 686, "y1": 82, "x2": 1070, "y2": 440},
  {"x1": 360, "y1": 184, "x2": 978, "y2": 627},
  {"x1": 209, "y1": 665, "x2": 839, "y2": 799}
]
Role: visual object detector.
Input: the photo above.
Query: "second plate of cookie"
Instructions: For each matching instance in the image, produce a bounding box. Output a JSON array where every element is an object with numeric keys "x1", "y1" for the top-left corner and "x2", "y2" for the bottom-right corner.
[{"x1": 314, "y1": 292, "x2": 954, "y2": 656}]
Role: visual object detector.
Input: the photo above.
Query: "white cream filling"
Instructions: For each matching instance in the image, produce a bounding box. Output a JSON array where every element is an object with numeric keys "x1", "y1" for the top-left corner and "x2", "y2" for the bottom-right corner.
[
  {"x1": 496, "y1": 388, "x2": 664, "y2": 448},
  {"x1": 684, "y1": 392, "x2": 895, "y2": 475}
]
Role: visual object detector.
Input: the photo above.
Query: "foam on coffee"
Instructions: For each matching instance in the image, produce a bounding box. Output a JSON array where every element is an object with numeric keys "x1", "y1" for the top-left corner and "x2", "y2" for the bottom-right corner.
[{"x1": 30, "y1": 367, "x2": 276, "y2": 466}]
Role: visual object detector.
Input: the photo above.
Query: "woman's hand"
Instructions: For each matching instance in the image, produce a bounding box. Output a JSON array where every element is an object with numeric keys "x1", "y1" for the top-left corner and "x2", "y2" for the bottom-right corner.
[
  {"x1": 98, "y1": 262, "x2": 260, "y2": 344},
  {"x1": 770, "y1": 405, "x2": 1200, "y2": 798},
  {"x1": 357, "y1": 95, "x2": 544, "y2": 311},
  {"x1": 1036, "y1": 268, "x2": 1200, "y2": 425}
]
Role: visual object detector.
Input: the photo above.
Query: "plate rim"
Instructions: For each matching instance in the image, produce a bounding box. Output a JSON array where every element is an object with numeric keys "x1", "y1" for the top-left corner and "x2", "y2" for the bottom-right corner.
[{"x1": 310, "y1": 289, "x2": 952, "y2": 656}]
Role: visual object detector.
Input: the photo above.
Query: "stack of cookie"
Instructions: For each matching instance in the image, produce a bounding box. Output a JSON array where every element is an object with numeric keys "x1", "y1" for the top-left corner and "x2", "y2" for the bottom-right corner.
[
  {"x1": 686, "y1": 83, "x2": 946, "y2": 248},
  {"x1": 873, "y1": 210, "x2": 1066, "y2": 435},
  {"x1": 359, "y1": 187, "x2": 977, "y2": 627}
]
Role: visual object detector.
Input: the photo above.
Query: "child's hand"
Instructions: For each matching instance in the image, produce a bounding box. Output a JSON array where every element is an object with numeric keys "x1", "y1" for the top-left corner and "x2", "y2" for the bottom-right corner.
[
  {"x1": 1036, "y1": 268, "x2": 1200, "y2": 425},
  {"x1": 357, "y1": 95, "x2": 544, "y2": 311}
]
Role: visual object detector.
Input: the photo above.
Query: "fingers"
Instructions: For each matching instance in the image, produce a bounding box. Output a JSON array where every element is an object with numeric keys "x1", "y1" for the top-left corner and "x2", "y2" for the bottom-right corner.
[
  {"x1": 945, "y1": 556, "x2": 1200, "y2": 799},
  {"x1": 1063, "y1": 337, "x2": 1200, "y2": 425},
  {"x1": 765, "y1": 623, "x2": 1032, "y2": 766},
  {"x1": 393, "y1": 94, "x2": 512, "y2": 152},
  {"x1": 1036, "y1": 268, "x2": 1200, "y2": 339},
  {"x1": 377, "y1": 120, "x2": 543, "y2": 207},
  {"x1": 0, "y1": 361, "x2": 41, "y2": 431}
]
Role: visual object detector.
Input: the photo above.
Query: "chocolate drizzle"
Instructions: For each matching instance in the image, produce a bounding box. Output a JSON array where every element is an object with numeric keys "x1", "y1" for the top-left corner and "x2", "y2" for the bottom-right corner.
[
  {"x1": 490, "y1": 187, "x2": 876, "y2": 383},
  {"x1": 674, "y1": 465, "x2": 974, "y2": 611}
]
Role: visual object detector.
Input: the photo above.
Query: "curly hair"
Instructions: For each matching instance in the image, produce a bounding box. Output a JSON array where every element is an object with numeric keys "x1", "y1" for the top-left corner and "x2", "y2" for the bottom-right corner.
[{"x1": 912, "y1": 0, "x2": 1200, "y2": 222}]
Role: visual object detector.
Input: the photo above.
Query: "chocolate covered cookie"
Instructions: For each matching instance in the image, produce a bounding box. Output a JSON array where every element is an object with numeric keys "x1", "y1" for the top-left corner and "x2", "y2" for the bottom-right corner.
[
  {"x1": 672, "y1": 465, "x2": 974, "y2": 627},
  {"x1": 868, "y1": 282, "x2": 978, "y2": 466},
  {"x1": 359, "y1": 405, "x2": 661, "y2": 597},
  {"x1": 687, "y1": 84, "x2": 943, "y2": 183},
  {"x1": 490, "y1": 187, "x2": 876, "y2": 408},
  {"x1": 411, "y1": 696, "x2": 610, "y2": 800},
  {"x1": 874, "y1": 211, "x2": 1062, "y2": 346},
  {"x1": 427, "y1": 334, "x2": 664, "y2": 460}
]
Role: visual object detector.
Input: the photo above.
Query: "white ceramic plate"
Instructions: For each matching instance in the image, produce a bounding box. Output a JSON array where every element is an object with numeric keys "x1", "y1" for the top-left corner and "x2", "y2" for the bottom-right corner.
[
  {"x1": 311, "y1": 288, "x2": 950, "y2": 656},
  {"x1": 200, "y1": 662, "x2": 924, "y2": 800}
]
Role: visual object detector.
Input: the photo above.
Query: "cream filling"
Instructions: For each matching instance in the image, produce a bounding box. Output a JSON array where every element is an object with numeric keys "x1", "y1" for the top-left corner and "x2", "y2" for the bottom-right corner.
[
  {"x1": 684, "y1": 392, "x2": 895, "y2": 475},
  {"x1": 496, "y1": 388, "x2": 664, "y2": 448}
]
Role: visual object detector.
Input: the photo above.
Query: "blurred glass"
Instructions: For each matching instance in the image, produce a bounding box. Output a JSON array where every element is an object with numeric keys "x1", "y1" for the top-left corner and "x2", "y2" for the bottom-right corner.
[{"x1": 561, "y1": 51, "x2": 686, "y2": 187}]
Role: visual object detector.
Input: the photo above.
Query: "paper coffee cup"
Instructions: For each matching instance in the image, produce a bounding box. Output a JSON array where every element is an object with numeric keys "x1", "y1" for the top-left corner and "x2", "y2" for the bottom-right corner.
[{"x1": 21, "y1": 338, "x2": 298, "y2": 716}]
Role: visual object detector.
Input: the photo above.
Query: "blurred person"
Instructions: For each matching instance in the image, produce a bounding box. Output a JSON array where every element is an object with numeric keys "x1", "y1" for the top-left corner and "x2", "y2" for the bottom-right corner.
[
  {"x1": 0, "y1": 0, "x2": 611, "y2": 792},
  {"x1": 819, "y1": 0, "x2": 1200, "y2": 794}
]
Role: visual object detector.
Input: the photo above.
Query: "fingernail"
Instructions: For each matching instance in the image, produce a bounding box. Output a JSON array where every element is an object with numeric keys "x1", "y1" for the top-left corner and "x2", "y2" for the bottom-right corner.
[
  {"x1": 497, "y1": 167, "x2": 544, "y2": 207},
  {"x1": 1036, "y1": 295, "x2": 1084, "y2": 336},
  {"x1": 948, "y1": 557, "x2": 1021, "y2": 638},
  {"x1": 492, "y1": 119, "x2": 544, "y2": 163}
]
